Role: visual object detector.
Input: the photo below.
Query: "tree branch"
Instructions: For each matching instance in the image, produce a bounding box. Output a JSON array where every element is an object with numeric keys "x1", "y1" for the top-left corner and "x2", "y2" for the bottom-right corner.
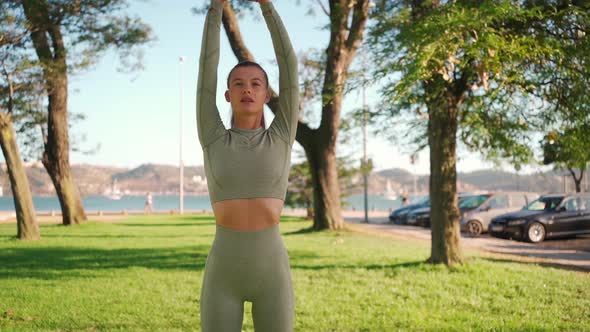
[
  {"x1": 345, "y1": 0, "x2": 370, "y2": 54},
  {"x1": 315, "y1": 0, "x2": 330, "y2": 16}
]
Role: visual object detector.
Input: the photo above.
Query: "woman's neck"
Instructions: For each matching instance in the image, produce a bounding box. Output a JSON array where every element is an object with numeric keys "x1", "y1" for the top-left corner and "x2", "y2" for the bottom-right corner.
[{"x1": 231, "y1": 113, "x2": 265, "y2": 129}]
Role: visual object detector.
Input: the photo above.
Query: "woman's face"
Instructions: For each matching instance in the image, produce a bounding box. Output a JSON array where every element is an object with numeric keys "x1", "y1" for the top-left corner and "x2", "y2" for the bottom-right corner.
[{"x1": 225, "y1": 66, "x2": 270, "y2": 117}]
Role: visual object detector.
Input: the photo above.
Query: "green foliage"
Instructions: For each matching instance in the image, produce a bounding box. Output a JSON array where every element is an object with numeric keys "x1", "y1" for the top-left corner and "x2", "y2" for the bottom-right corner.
[
  {"x1": 0, "y1": 216, "x2": 589, "y2": 331},
  {"x1": 7, "y1": 0, "x2": 153, "y2": 73},
  {"x1": 0, "y1": 0, "x2": 153, "y2": 161},
  {"x1": 286, "y1": 156, "x2": 362, "y2": 210},
  {"x1": 286, "y1": 160, "x2": 314, "y2": 210},
  {"x1": 543, "y1": 128, "x2": 590, "y2": 172},
  {"x1": 368, "y1": 0, "x2": 588, "y2": 168}
]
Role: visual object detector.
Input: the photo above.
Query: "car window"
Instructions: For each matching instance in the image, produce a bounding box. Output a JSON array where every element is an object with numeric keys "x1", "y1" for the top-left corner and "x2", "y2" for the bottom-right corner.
[
  {"x1": 414, "y1": 196, "x2": 429, "y2": 205},
  {"x1": 581, "y1": 197, "x2": 590, "y2": 211},
  {"x1": 510, "y1": 195, "x2": 527, "y2": 208},
  {"x1": 524, "y1": 196, "x2": 564, "y2": 211},
  {"x1": 563, "y1": 198, "x2": 579, "y2": 212},
  {"x1": 459, "y1": 195, "x2": 490, "y2": 209},
  {"x1": 489, "y1": 195, "x2": 508, "y2": 209}
]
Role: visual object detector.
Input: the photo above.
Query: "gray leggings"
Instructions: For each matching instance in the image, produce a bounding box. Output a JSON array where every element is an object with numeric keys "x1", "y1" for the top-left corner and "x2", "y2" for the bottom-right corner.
[{"x1": 200, "y1": 224, "x2": 294, "y2": 332}]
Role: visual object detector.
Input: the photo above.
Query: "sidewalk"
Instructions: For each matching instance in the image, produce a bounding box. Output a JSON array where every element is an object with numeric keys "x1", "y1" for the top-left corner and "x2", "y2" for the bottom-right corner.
[{"x1": 344, "y1": 215, "x2": 590, "y2": 272}]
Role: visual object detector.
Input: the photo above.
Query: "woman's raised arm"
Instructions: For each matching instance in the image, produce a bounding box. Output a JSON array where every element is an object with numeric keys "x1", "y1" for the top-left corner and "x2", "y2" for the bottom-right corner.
[
  {"x1": 196, "y1": 0, "x2": 226, "y2": 148},
  {"x1": 260, "y1": 1, "x2": 299, "y2": 144}
]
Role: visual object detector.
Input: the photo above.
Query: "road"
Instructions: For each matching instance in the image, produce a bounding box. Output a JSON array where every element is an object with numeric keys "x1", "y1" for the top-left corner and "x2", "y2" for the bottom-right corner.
[{"x1": 344, "y1": 213, "x2": 590, "y2": 272}]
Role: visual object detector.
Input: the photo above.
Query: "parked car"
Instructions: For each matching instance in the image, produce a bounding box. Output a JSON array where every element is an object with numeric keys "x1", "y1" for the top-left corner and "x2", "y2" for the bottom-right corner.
[
  {"x1": 460, "y1": 192, "x2": 539, "y2": 236},
  {"x1": 389, "y1": 196, "x2": 429, "y2": 224},
  {"x1": 407, "y1": 193, "x2": 482, "y2": 228},
  {"x1": 489, "y1": 193, "x2": 590, "y2": 243}
]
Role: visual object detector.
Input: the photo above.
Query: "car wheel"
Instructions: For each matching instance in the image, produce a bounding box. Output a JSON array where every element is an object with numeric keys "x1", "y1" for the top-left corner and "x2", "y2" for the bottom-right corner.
[
  {"x1": 467, "y1": 220, "x2": 483, "y2": 237},
  {"x1": 526, "y1": 222, "x2": 546, "y2": 243}
]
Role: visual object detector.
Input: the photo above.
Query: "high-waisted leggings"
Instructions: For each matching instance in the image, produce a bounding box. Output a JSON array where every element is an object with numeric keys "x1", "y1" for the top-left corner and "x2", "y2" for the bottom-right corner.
[{"x1": 200, "y1": 224, "x2": 294, "y2": 332}]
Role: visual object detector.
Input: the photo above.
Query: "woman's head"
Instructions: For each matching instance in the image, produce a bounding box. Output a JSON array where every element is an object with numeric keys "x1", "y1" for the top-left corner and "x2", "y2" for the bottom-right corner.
[{"x1": 225, "y1": 61, "x2": 270, "y2": 125}]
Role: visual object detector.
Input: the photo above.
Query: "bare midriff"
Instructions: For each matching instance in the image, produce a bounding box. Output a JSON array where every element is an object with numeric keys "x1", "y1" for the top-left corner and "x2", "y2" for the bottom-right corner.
[{"x1": 212, "y1": 197, "x2": 284, "y2": 231}]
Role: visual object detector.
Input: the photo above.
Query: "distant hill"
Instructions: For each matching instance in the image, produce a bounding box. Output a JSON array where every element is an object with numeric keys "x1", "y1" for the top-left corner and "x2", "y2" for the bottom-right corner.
[
  {"x1": 371, "y1": 168, "x2": 576, "y2": 196},
  {"x1": 0, "y1": 163, "x2": 207, "y2": 196},
  {"x1": 0, "y1": 163, "x2": 583, "y2": 197}
]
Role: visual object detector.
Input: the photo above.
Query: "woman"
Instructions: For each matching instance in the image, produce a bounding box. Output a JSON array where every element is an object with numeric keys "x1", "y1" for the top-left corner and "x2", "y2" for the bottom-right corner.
[{"x1": 196, "y1": 0, "x2": 298, "y2": 331}]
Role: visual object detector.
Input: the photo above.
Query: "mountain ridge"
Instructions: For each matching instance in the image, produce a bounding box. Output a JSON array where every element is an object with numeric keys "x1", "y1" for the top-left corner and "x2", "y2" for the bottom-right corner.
[{"x1": 0, "y1": 163, "x2": 582, "y2": 196}]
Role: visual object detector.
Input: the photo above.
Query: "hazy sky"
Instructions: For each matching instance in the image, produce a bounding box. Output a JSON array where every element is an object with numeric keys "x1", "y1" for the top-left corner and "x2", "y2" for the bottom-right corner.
[{"x1": 6, "y1": 0, "x2": 539, "y2": 175}]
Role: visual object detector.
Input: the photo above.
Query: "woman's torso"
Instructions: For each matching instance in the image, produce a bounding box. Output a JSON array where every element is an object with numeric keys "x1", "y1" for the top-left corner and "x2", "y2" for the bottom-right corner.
[{"x1": 213, "y1": 197, "x2": 284, "y2": 231}]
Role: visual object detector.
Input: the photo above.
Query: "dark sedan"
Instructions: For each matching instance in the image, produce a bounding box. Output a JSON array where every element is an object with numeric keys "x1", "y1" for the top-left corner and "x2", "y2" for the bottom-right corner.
[
  {"x1": 407, "y1": 193, "x2": 487, "y2": 227},
  {"x1": 389, "y1": 196, "x2": 429, "y2": 224},
  {"x1": 489, "y1": 193, "x2": 590, "y2": 243}
]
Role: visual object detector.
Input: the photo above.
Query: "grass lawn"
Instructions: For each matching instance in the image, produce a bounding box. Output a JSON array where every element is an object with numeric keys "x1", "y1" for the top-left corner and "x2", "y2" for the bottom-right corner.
[{"x1": 0, "y1": 215, "x2": 588, "y2": 331}]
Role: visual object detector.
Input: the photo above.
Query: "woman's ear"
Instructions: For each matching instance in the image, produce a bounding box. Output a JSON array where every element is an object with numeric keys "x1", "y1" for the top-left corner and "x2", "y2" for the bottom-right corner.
[
  {"x1": 264, "y1": 89, "x2": 271, "y2": 103},
  {"x1": 224, "y1": 90, "x2": 231, "y2": 102}
]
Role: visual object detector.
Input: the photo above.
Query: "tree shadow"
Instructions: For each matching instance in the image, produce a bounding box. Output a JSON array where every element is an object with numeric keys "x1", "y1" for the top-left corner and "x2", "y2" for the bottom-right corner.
[
  {"x1": 479, "y1": 257, "x2": 590, "y2": 273},
  {"x1": 118, "y1": 223, "x2": 216, "y2": 227},
  {"x1": 280, "y1": 216, "x2": 310, "y2": 222},
  {"x1": 39, "y1": 234, "x2": 211, "y2": 239},
  {"x1": 0, "y1": 245, "x2": 211, "y2": 280},
  {"x1": 283, "y1": 226, "x2": 316, "y2": 235},
  {"x1": 290, "y1": 260, "x2": 425, "y2": 271}
]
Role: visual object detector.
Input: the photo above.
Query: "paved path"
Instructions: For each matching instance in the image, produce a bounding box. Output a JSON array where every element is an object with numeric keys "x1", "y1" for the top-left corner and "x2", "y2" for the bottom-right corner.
[{"x1": 344, "y1": 214, "x2": 590, "y2": 272}]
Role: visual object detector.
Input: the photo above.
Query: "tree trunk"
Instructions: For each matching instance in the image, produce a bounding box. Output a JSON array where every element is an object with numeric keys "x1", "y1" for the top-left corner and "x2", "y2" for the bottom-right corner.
[
  {"x1": 21, "y1": 0, "x2": 87, "y2": 225},
  {"x1": 427, "y1": 94, "x2": 463, "y2": 266},
  {"x1": 41, "y1": 74, "x2": 86, "y2": 225},
  {"x1": 0, "y1": 112, "x2": 40, "y2": 240},
  {"x1": 569, "y1": 168, "x2": 584, "y2": 193},
  {"x1": 307, "y1": 140, "x2": 343, "y2": 230}
]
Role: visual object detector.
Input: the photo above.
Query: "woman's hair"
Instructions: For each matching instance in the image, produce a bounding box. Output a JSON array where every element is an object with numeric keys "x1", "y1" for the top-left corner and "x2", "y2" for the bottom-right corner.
[{"x1": 226, "y1": 61, "x2": 269, "y2": 88}]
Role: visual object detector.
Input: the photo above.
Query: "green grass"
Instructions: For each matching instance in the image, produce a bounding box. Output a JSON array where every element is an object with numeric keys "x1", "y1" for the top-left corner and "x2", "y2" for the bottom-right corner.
[{"x1": 0, "y1": 215, "x2": 588, "y2": 331}]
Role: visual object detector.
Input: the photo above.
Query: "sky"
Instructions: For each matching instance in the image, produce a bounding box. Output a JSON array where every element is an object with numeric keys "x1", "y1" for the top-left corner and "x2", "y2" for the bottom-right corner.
[{"x1": 6, "y1": 0, "x2": 548, "y2": 175}]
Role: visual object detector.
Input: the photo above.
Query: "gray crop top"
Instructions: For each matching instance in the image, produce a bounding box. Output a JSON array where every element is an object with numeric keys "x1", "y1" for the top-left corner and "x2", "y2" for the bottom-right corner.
[{"x1": 196, "y1": 1, "x2": 299, "y2": 203}]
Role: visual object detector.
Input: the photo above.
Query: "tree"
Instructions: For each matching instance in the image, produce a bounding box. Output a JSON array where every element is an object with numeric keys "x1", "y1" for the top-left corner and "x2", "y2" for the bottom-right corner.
[
  {"x1": 368, "y1": 0, "x2": 576, "y2": 266},
  {"x1": 543, "y1": 128, "x2": 590, "y2": 192},
  {"x1": 3, "y1": 0, "x2": 152, "y2": 225},
  {"x1": 286, "y1": 155, "x2": 362, "y2": 220},
  {"x1": 0, "y1": 5, "x2": 40, "y2": 239},
  {"x1": 537, "y1": 2, "x2": 590, "y2": 193},
  {"x1": 196, "y1": 0, "x2": 371, "y2": 230}
]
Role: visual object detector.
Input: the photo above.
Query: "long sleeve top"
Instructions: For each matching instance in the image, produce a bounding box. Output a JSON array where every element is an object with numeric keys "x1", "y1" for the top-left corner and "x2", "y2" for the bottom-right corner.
[{"x1": 196, "y1": 0, "x2": 299, "y2": 203}]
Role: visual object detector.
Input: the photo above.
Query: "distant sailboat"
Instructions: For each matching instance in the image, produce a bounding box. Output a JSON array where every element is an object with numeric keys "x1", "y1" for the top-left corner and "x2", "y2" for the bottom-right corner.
[
  {"x1": 383, "y1": 179, "x2": 397, "y2": 200},
  {"x1": 103, "y1": 179, "x2": 122, "y2": 200}
]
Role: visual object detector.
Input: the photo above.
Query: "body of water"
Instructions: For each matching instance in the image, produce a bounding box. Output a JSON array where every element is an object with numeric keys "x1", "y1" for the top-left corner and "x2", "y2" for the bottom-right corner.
[{"x1": 0, "y1": 194, "x2": 418, "y2": 213}]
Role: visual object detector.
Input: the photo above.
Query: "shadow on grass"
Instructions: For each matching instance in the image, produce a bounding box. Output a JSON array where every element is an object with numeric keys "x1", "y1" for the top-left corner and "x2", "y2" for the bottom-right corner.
[
  {"x1": 39, "y1": 234, "x2": 211, "y2": 239},
  {"x1": 290, "y1": 260, "x2": 424, "y2": 271},
  {"x1": 283, "y1": 226, "x2": 315, "y2": 236},
  {"x1": 280, "y1": 216, "x2": 310, "y2": 222},
  {"x1": 118, "y1": 223, "x2": 216, "y2": 227},
  {"x1": 0, "y1": 245, "x2": 210, "y2": 280},
  {"x1": 480, "y1": 257, "x2": 590, "y2": 273}
]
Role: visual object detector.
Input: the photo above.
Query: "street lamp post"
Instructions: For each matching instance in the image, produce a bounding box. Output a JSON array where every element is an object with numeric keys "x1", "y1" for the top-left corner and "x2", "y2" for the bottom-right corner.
[
  {"x1": 362, "y1": 44, "x2": 369, "y2": 223},
  {"x1": 179, "y1": 56, "x2": 186, "y2": 214},
  {"x1": 361, "y1": 1, "x2": 376, "y2": 223}
]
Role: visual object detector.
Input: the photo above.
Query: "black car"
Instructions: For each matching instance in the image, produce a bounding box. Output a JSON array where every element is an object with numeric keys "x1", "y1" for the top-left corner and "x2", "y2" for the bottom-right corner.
[
  {"x1": 407, "y1": 193, "x2": 487, "y2": 227},
  {"x1": 489, "y1": 193, "x2": 590, "y2": 243},
  {"x1": 389, "y1": 196, "x2": 429, "y2": 224}
]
